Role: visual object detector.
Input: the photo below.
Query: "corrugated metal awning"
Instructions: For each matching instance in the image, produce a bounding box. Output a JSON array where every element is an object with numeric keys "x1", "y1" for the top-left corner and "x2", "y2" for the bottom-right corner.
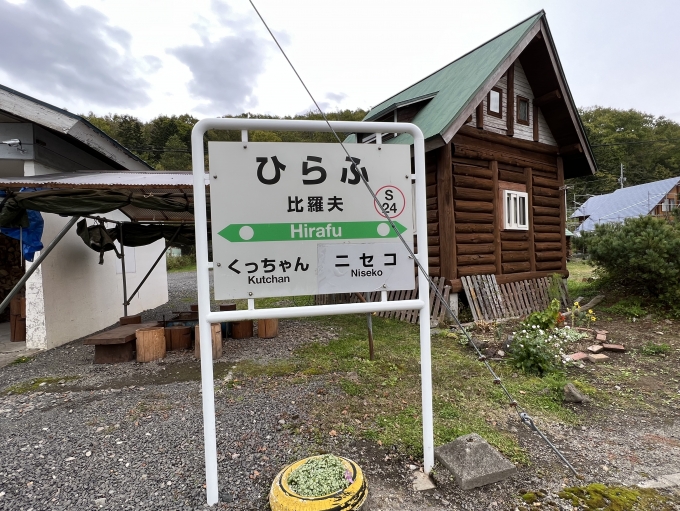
[{"x1": 0, "y1": 171, "x2": 209, "y2": 223}]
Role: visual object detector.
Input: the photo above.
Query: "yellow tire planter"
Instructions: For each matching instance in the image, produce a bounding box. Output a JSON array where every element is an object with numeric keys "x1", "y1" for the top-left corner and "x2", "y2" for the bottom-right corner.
[{"x1": 269, "y1": 456, "x2": 368, "y2": 511}]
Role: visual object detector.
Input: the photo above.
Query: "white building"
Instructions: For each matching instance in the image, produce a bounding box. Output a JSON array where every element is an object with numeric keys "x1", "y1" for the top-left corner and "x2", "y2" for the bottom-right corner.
[{"x1": 0, "y1": 84, "x2": 169, "y2": 350}]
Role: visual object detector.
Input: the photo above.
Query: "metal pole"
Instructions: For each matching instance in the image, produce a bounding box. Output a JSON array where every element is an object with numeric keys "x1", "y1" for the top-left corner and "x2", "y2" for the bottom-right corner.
[
  {"x1": 119, "y1": 224, "x2": 128, "y2": 317},
  {"x1": 0, "y1": 216, "x2": 80, "y2": 315},
  {"x1": 125, "y1": 226, "x2": 182, "y2": 306}
]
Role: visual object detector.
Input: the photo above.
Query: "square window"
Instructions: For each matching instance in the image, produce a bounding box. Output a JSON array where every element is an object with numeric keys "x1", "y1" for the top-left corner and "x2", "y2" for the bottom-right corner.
[
  {"x1": 503, "y1": 190, "x2": 529, "y2": 230},
  {"x1": 517, "y1": 96, "x2": 530, "y2": 125},
  {"x1": 487, "y1": 87, "x2": 502, "y2": 118}
]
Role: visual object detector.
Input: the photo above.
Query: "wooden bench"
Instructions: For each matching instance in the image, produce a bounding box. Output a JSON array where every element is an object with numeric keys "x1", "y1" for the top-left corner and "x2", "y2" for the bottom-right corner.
[{"x1": 84, "y1": 321, "x2": 161, "y2": 364}]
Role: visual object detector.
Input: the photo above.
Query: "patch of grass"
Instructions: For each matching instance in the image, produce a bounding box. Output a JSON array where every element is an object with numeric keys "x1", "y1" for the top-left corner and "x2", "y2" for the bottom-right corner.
[
  {"x1": 640, "y1": 342, "x2": 671, "y2": 356},
  {"x1": 567, "y1": 260, "x2": 600, "y2": 300},
  {"x1": 3, "y1": 376, "x2": 79, "y2": 394},
  {"x1": 600, "y1": 297, "x2": 648, "y2": 321},
  {"x1": 10, "y1": 355, "x2": 35, "y2": 365},
  {"x1": 166, "y1": 253, "x2": 196, "y2": 272},
  {"x1": 558, "y1": 483, "x2": 668, "y2": 510}
]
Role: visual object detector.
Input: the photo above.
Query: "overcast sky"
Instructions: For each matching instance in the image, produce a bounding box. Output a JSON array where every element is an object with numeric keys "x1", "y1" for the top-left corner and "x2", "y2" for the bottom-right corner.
[{"x1": 0, "y1": 0, "x2": 678, "y2": 122}]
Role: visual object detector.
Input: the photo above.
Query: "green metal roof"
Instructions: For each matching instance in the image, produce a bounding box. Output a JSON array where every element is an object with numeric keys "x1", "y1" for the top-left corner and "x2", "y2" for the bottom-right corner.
[{"x1": 351, "y1": 12, "x2": 543, "y2": 146}]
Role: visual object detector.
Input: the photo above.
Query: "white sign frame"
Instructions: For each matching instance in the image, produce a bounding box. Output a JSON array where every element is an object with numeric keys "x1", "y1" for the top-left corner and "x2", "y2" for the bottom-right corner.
[{"x1": 191, "y1": 119, "x2": 432, "y2": 506}]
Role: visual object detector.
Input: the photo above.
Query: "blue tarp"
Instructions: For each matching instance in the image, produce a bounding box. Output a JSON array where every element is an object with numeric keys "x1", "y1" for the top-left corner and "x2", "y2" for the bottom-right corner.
[{"x1": 0, "y1": 189, "x2": 44, "y2": 261}]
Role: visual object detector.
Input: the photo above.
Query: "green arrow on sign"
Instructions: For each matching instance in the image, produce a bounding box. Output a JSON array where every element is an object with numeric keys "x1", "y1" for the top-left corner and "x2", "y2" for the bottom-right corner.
[{"x1": 218, "y1": 221, "x2": 407, "y2": 242}]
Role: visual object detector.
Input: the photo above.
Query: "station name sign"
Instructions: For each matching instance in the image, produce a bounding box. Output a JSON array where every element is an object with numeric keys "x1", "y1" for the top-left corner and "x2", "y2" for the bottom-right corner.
[{"x1": 209, "y1": 142, "x2": 415, "y2": 299}]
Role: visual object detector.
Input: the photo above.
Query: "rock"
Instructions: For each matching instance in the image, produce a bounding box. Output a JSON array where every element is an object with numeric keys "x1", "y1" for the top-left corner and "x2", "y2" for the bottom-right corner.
[
  {"x1": 408, "y1": 464, "x2": 418, "y2": 471},
  {"x1": 94, "y1": 497, "x2": 106, "y2": 507},
  {"x1": 434, "y1": 433, "x2": 516, "y2": 490},
  {"x1": 587, "y1": 345, "x2": 604, "y2": 353},
  {"x1": 588, "y1": 353, "x2": 610, "y2": 364},
  {"x1": 496, "y1": 350, "x2": 505, "y2": 358},
  {"x1": 602, "y1": 344, "x2": 625, "y2": 353},
  {"x1": 412, "y1": 471, "x2": 436, "y2": 491},
  {"x1": 563, "y1": 383, "x2": 589, "y2": 403}
]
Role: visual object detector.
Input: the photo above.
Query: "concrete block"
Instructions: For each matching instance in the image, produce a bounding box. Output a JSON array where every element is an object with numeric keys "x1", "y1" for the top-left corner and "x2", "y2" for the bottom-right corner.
[
  {"x1": 567, "y1": 352, "x2": 588, "y2": 361},
  {"x1": 412, "y1": 471, "x2": 436, "y2": 492},
  {"x1": 434, "y1": 433, "x2": 516, "y2": 490},
  {"x1": 588, "y1": 353, "x2": 610, "y2": 363},
  {"x1": 587, "y1": 345, "x2": 604, "y2": 354},
  {"x1": 603, "y1": 343, "x2": 625, "y2": 353}
]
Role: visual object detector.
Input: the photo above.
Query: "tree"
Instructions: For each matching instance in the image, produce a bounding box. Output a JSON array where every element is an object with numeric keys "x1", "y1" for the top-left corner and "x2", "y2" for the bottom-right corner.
[{"x1": 158, "y1": 134, "x2": 192, "y2": 170}]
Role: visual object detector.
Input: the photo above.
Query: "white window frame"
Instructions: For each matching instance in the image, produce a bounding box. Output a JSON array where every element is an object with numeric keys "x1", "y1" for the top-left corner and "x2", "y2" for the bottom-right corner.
[{"x1": 503, "y1": 190, "x2": 529, "y2": 230}]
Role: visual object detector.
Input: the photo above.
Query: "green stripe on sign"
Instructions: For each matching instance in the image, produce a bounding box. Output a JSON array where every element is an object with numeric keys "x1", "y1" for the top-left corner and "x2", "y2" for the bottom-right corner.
[{"x1": 218, "y1": 221, "x2": 407, "y2": 242}]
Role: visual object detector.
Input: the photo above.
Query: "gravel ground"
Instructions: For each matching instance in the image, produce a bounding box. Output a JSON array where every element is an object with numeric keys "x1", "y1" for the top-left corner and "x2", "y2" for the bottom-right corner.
[{"x1": 1, "y1": 271, "x2": 679, "y2": 510}]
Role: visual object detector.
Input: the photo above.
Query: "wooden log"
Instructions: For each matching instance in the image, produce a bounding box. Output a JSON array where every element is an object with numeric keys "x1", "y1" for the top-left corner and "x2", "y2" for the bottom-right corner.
[
  {"x1": 457, "y1": 125, "x2": 559, "y2": 155},
  {"x1": 136, "y1": 327, "x2": 166, "y2": 363},
  {"x1": 500, "y1": 231, "x2": 529, "y2": 241},
  {"x1": 258, "y1": 319, "x2": 279, "y2": 339},
  {"x1": 457, "y1": 254, "x2": 496, "y2": 265},
  {"x1": 220, "y1": 303, "x2": 237, "y2": 338},
  {"x1": 533, "y1": 206, "x2": 560, "y2": 217},
  {"x1": 456, "y1": 243, "x2": 494, "y2": 255},
  {"x1": 429, "y1": 267, "x2": 441, "y2": 277},
  {"x1": 454, "y1": 200, "x2": 493, "y2": 213},
  {"x1": 437, "y1": 143, "x2": 456, "y2": 280},
  {"x1": 425, "y1": 172, "x2": 437, "y2": 185},
  {"x1": 164, "y1": 325, "x2": 192, "y2": 351},
  {"x1": 453, "y1": 146, "x2": 558, "y2": 173},
  {"x1": 427, "y1": 223, "x2": 439, "y2": 235},
  {"x1": 533, "y1": 195, "x2": 561, "y2": 208},
  {"x1": 502, "y1": 252, "x2": 529, "y2": 262},
  {"x1": 454, "y1": 211, "x2": 494, "y2": 223},
  {"x1": 502, "y1": 262, "x2": 531, "y2": 273},
  {"x1": 476, "y1": 102, "x2": 484, "y2": 128},
  {"x1": 453, "y1": 174, "x2": 494, "y2": 190},
  {"x1": 454, "y1": 186, "x2": 494, "y2": 201},
  {"x1": 501, "y1": 241, "x2": 529, "y2": 251},
  {"x1": 533, "y1": 215, "x2": 561, "y2": 225},
  {"x1": 535, "y1": 242, "x2": 563, "y2": 251},
  {"x1": 428, "y1": 236, "x2": 440, "y2": 246},
  {"x1": 453, "y1": 165, "x2": 493, "y2": 179},
  {"x1": 455, "y1": 223, "x2": 495, "y2": 233},
  {"x1": 426, "y1": 184, "x2": 437, "y2": 198},
  {"x1": 491, "y1": 160, "x2": 501, "y2": 275},
  {"x1": 426, "y1": 197, "x2": 437, "y2": 210},
  {"x1": 534, "y1": 232, "x2": 562, "y2": 242},
  {"x1": 498, "y1": 169, "x2": 526, "y2": 184},
  {"x1": 532, "y1": 176, "x2": 559, "y2": 188},
  {"x1": 232, "y1": 320, "x2": 254, "y2": 339},
  {"x1": 533, "y1": 104, "x2": 539, "y2": 142},
  {"x1": 533, "y1": 89, "x2": 562, "y2": 106},
  {"x1": 119, "y1": 314, "x2": 142, "y2": 326},
  {"x1": 559, "y1": 143, "x2": 583, "y2": 155},
  {"x1": 533, "y1": 186, "x2": 560, "y2": 198},
  {"x1": 526, "y1": 167, "x2": 536, "y2": 273},
  {"x1": 456, "y1": 233, "x2": 494, "y2": 243},
  {"x1": 429, "y1": 257, "x2": 440, "y2": 267},
  {"x1": 557, "y1": 156, "x2": 567, "y2": 273},
  {"x1": 534, "y1": 224, "x2": 561, "y2": 233},
  {"x1": 457, "y1": 264, "x2": 496, "y2": 277},
  {"x1": 536, "y1": 261, "x2": 563, "y2": 271},
  {"x1": 20, "y1": 297, "x2": 25, "y2": 319},
  {"x1": 426, "y1": 210, "x2": 438, "y2": 222},
  {"x1": 194, "y1": 323, "x2": 223, "y2": 359}
]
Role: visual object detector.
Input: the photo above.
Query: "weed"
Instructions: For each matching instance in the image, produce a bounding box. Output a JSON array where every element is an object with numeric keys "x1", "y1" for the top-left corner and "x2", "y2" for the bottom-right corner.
[
  {"x1": 640, "y1": 342, "x2": 671, "y2": 356},
  {"x1": 558, "y1": 483, "x2": 666, "y2": 510},
  {"x1": 10, "y1": 356, "x2": 35, "y2": 365},
  {"x1": 601, "y1": 297, "x2": 648, "y2": 321},
  {"x1": 3, "y1": 376, "x2": 79, "y2": 394}
]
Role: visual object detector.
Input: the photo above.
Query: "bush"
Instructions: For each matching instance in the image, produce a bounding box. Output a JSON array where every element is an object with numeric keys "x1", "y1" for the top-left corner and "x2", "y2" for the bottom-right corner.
[
  {"x1": 523, "y1": 299, "x2": 563, "y2": 331},
  {"x1": 166, "y1": 253, "x2": 196, "y2": 271},
  {"x1": 509, "y1": 326, "x2": 584, "y2": 376},
  {"x1": 586, "y1": 216, "x2": 680, "y2": 306}
]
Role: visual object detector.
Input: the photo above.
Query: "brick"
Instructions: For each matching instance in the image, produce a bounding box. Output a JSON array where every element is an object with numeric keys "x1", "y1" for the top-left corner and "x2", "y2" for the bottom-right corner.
[
  {"x1": 567, "y1": 352, "x2": 589, "y2": 361},
  {"x1": 596, "y1": 333, "x2": 607, "y2": 342},
  {"x1": 587, "y1": 345, "x2": 604, "y2": 354},
  {"x1": 588, "y1": 353, "x2": 610, "y2": 363},
  {"x1": 603, "y1": 344, "x2": 625, "y2": 353},
  {"x1": 595, "y1": 329, "x2": 609, "y2": 335}
]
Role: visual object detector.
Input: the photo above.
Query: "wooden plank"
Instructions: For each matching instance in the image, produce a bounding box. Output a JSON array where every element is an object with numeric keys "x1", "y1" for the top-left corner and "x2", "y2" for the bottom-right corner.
[
  {"x1": 499, "y1": 283, "x2": 513, "y2": 317},
  {"x1": 455, "y1": 224, "x2": 495, "y2": 234},
  {"x1": 533, "y1": 89, "x2": 562, "y2": 106},
  {"x1": 482, "y1": 275, "x2": 498, "y2": 320},
  {"x1": 473, "y1": 275, "x2": 490, "y2": 321},
  {"x1": 536, "y1": 261, "x2": 563, "y2": 271},
  {"x1": 501, "y1": 241, "x2": 529, "y2": 251},
  {"x1": 526, "y1": 167, "x2": 537, "y2": 273},
  {"x1": 535, "y1": 242, "x2": 562, "y2": 251},
  {"x1": 498, "y1": 170, "x2": 526, "y2": 184},
  {"x1": 534, "y1": 232, "x2": 562, "y2": 242},
  {"x1": 84, "y1": 322, "x2": 161, "y2": 345},
  {"x1": 512, "y1": 281, "x2": 527, "y2": 316},
  {"x1": 557, "y1": 156, "x2": 567, "y2": 273},
  {"x1": 458, "y1": 264, "x2": 496, "y2": 276},
  {"x1": 453, "y1": 174, "x2": 494, "y2": 190},
  {"x1": 457, "y1": 233, "x2": 495, "y2": 243},
  {"x1": 502, "y1": 262, "x2": 531, "y2": 273},
  {"x1": 457, "y1": 254, "x2": 496, "y2": 265},
  {"x1": 501, "y1": 231, "x2": 529, "y2": 241},
  {"x1": 476, "y1": 102, "x2": 484, "y2": 129},
  {"x1": 533, "y1": 104, "x2": 539, "y2": 142},
  {"x1": 533, "y1": 195, "x2": 561, "y2": 208},
  {"x1": 454, "y1": 200, "x2": 494, "y2": 213},
  {"x1": 534, "y1": 224, "x2": 561, "y2": 233},
  {"x1": 461, "y1": 277, "x2": 480, "y2": 322},
  {"x1": 486, "y1": 275, "x2": 503, "y2": 319},
  {"x1": 533, "y1": 175, "x2": 559, "y2": 188},
  {"x1": 492, "y1": 275, "x2": 508, "y2": 318},
  {"x1": 456, "y1": 125, "x2": 558, "y2": 156},
  {"x1": 536, "y1": 251, "x2": 563, "y2": 261},
  {"x1": 533, "y1": 205, "x2": 560, "y2": 217},
  {"x1": 533, "y1": 186, "x2": 560, "y2": 198},
  {"x1": 502, "y1": 251, "x2": 529, "y2": 262},
  {"x1": 455, "y1": 211, "x2": 494, "y2": 223},
  {"x1": 506, "y1": 282, "x2": 520, "y2": 317},
  {"x1": 507, "y1": 63, "x2": 515, "y2": 137},
  {"x1": 533, "y1": 216, "x2": 561, "y2": 225},
  {"x1": 437, "y1": 143, "x2": 456, "y2": 281},
  {"x1": 491, "y1": 160, "x2": 501, "y2": 277}
]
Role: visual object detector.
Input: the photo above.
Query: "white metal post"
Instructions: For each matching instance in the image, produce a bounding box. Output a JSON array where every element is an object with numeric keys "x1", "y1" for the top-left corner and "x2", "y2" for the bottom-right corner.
[{"x1": 191, "y1": 118, "x2": 432, "y2": 505}]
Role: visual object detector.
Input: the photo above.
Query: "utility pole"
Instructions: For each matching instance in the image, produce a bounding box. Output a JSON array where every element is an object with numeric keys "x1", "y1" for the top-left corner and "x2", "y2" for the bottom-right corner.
[{"x1": 618, "y1": 163, "x2": 626, "y2": 189}]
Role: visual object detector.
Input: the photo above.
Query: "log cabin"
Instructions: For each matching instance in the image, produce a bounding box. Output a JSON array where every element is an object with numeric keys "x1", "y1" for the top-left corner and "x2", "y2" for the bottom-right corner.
[{"x1": 347, "y1": 11, "x2": 596, "y2": 306}]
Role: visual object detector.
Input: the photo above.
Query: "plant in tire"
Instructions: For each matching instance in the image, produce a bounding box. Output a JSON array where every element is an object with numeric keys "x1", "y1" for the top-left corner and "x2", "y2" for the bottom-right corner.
[{"x1": 286, "y1": 454, "x2": 352, "y2": 497}]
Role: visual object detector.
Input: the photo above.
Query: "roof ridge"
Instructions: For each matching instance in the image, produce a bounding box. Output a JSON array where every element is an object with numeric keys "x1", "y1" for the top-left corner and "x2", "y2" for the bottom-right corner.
[{"x1": 365, "y1": 10, "x2": 544, "y2": 116}]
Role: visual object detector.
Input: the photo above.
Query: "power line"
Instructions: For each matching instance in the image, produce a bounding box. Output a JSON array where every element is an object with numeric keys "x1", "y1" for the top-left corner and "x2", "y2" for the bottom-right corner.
[
  {"x1": 248, "y1": 0, "x2": 578, "y2": 477},
  {"x1": 591, "y1": 137, "x2": 680, "y2": 147}
]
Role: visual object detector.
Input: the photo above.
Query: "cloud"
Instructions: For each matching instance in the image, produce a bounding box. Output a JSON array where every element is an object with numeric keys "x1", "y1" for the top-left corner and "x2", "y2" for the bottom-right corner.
[
  {"x1": 0, "y1": 0, "x2": 152, "y2": 108},
  {"x1": 167, "y1": 0, "x2": 277, "y2": 115},
  {"x1": 325, "y1": 92, "x2": 347, "y2": 103}
]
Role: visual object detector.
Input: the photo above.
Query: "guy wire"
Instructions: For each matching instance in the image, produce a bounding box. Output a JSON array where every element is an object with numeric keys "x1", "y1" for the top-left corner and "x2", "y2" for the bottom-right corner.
[{"x1": 248, "y1": 0, "x2": 578, "y2": 477}]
